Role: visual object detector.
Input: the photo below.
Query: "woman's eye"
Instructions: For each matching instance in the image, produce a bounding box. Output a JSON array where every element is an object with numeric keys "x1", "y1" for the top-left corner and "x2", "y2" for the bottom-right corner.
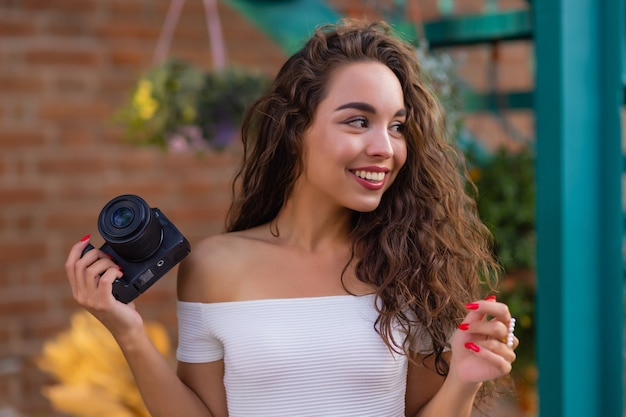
[
  {"x1": 346, "y1": 117, "x2": 368, "y2": 128},
  {"x1": 390, "y1": 122, "x2": 405, "y2": 135}
]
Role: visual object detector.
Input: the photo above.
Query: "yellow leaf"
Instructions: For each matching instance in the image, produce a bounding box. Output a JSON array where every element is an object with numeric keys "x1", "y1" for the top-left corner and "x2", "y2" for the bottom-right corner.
[
  {"x1": 44, "y1": 385, "x2": 137, "y2": 417},
  {"x1": 38, "y1": 310, "x2": 174, "y2": 417}
]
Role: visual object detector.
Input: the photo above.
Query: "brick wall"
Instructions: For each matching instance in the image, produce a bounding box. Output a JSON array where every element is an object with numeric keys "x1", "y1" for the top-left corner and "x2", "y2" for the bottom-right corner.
[
  {"x1": 0, "y1": 1, "x2": 533, "y2": 416},
  {"x1": 0, "y1": 1, "x2": 287, "y2": 415}
]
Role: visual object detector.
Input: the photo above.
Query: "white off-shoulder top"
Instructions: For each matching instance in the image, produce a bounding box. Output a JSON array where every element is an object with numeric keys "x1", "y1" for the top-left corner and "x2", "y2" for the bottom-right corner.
[{"x1": 177, "y1": 294, "x2": 423, "y2": 417}]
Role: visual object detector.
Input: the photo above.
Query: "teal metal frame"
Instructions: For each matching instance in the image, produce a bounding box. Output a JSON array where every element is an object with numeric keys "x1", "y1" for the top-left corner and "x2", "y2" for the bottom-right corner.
[
  {"x1": 391, "y1": 9, "x2": 532, "y2": 47},
  {"x1": 422, "y1": 9, "x2": 532, "y2": 47},
  {"x1": 534, "y1": 1, "x2": 624, "y2": 416},
  {"x1": 223, "y1": 0, "x2": 340, "y2": 53}
]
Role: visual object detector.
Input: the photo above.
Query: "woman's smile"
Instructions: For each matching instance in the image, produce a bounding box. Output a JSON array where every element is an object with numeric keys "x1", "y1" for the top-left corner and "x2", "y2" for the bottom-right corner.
[{"x1": 350, "y1": 168, "x2": 389, "y2": 190}]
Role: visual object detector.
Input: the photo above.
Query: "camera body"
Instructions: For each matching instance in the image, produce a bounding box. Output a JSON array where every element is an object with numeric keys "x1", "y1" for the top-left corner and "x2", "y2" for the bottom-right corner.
[{"x1": 82, "y1": 194, "x2": 191, "y2": 303}]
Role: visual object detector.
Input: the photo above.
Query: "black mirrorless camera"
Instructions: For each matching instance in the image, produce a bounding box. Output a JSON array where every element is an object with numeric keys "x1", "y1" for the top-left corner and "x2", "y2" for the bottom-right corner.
[{"x1": 82, "y1": 194, "x2": 191, "y2": 303}]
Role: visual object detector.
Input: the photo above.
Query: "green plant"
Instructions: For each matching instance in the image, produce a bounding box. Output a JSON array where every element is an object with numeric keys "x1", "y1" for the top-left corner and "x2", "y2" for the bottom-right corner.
[
  {"x1": 196, "y1": 67, "x2": 272, "y2": 148},
  {"x1": 468, "y1": 146, "x2": 536, "y2": 272},
  {"x1": 114, "y1": 58, "x2": 271, "y2": 151}
]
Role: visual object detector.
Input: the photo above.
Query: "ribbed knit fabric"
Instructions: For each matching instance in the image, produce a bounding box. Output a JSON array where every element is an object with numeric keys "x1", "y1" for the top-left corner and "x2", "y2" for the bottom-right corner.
[{"x1": 177, "y1": 294, "x2": 413, "y2": 417}]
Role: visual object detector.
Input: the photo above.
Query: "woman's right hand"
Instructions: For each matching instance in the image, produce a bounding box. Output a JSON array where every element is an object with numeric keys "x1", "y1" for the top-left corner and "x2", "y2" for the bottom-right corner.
[{"x1": 65, "y1": 234, "x2": 144, "y2": 342}]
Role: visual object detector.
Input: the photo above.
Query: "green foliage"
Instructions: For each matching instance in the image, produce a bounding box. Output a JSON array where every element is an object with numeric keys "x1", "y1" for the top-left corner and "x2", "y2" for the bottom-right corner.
[
  {"x1": 197, "y1": 67, "x2": 272, "y2": 148},
  {"x1": 114, "y1": 59, "x2": 271, "y2": 150},
  {"x1": 468, "y1": 146, "x2": 536, "y2": 272}
]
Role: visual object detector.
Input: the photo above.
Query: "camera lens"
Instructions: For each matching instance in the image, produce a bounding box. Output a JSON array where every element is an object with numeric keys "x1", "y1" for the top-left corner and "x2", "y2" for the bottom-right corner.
[
  {"x1": 98, "y1": 194, "x2": 163, "y2": 262},
  {"x1": 112, "y1": 207, "x2": 134, "y2": 228}
]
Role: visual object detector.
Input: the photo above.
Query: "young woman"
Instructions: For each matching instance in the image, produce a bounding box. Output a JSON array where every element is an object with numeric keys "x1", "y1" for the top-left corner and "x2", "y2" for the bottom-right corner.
[{"x1": 66, "y1": 19, "x2": 517, "y2": 417}]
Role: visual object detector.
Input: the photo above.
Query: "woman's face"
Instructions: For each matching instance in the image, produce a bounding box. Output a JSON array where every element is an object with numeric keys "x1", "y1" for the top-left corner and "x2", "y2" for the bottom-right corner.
[{"x1": 298, "y1": 61, "x2": 408, "y2": 213}]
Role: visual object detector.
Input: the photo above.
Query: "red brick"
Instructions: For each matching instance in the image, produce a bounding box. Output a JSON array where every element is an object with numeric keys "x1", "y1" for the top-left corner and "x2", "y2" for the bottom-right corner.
[
  {"x1": 54, "y1": 183, "x2": 103, "y2": 203},
  {"x1": 161, "y1": 150, "x2": 238, "y2": 172},
  {"x1": 39, "y1": 265, "x2": 67, "y2": 285},
  {"x1": 95, "y1": 21, "x2": 161, "y2": 40},
  {"x1": 99, "y1": 184, "x2": 170, "y2": 206},
  {"x1": 0, "y1": 326, "x2": 11, "y2": 347},
  {"x1": 0, "y1": 130, "x2": 47, "y2": 148},
  {"x1": 42, "y1": 18, "x2": 94, "y2": 37},
  {"x1": 53, "y1": 75, "x2": 90, "y2": 94},
  {"x1": 108, "y1": 0, "x2": 145, "y2": 17},
  {"x1": 464, "y1": 112, "x2": 531, "y2": 152},
  {"x1": 24, "y1": 49, "x2": 101, "y2": 67},
  {"x1": 0, "y1": 268, "x2": 10, "y2": 286},
  {"x1": 112, "y1": 150, "x2": 161, "y2": 171},
  {"x1": 0, "y1": 186, "x2": 46, "y2": 204},
  {"x1": 450, "y1": 0, "x2": 484, "y2": 15},
  {"x1": 36, "y1": 153, "x2": 110, "y2": 175},
  {"x1": 169, "y1": 204, "x2": 229, "y2": 229},
  {"x1": 0, "y1": 19, "x2": 37, "y2": 36},
  {"x1": 0, "y1": 298, "x2": 47, "y2": 315},
  {"x1": 56, "y1": 127, "x2": 97, "y2": 147},
  {"x1": 109, "y1": 49, "x2": 151, "y2": 69},
  {"x1": 0, "y1": 240, "x2": 46, "y2": 264},
  {"x1": 100, "y1": 76, "x2": 138, "y2": 97},
  {"x1": 155, "y1": 0, "x2": 205, "y2": 15},
  {"x1": 15, "y1": 213, "x2": 36, "y2": 232},
  {"x1": 21, "y1": 0, "x2": 98, "y2": 13},
  {"x1": 44, "y1": 209, "x2": 96, "y2": 232},
  {"x1": 179, "y1": 181, "x2": 213, "y2": 195},
  {"x1": 21, "y1": 315, "x2": 72, "y2": 341},
  {"x1": 500, "y1": 0, "x2": 530, "y2": 10},
  {"x1": 0, "y1": 75, "x2": 46, "y2": 94},
  {"x1": 38, "y1": 102, "x2": 111, "y2": 122}
]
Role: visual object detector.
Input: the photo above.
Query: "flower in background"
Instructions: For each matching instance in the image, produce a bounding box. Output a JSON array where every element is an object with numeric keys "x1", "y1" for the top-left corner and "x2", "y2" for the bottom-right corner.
[
  {"x1": 37, "y1": 311, "x2": 173, "y2": 417},
  {"x1": 132, "y1": 80, "x2": 159, "y2": 120},
  {"x1": 115, "y1": 58, "x2": 270, "y2": 151}
]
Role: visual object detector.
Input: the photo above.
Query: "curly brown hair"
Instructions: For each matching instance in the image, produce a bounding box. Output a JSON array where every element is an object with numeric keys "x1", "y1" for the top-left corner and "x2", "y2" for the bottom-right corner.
[{"x1": 226, "y1": 19, "x2": 499, "y2": 380}]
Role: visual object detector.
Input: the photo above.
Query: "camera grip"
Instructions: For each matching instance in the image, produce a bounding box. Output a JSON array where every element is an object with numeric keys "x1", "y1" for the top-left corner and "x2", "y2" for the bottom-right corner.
[{"x1": 81, "y1": 243, "x2": 95, "y2": 258}]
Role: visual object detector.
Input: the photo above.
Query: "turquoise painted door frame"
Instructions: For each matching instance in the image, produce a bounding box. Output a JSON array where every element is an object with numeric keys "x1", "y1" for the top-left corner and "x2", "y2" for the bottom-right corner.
[{"x1": 534, "y1": 1, "x2": 624, "y2": 416}]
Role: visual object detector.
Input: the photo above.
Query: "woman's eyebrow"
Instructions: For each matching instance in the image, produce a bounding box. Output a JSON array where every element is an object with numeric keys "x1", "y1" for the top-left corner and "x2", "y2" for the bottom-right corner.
[
  {"x1": 335, "y1": 102, "x2": 376, "y2": 113},
  {"x1": 395, "y1": 108, "x2": 407, "y2": 118},
  {"x1": 335, "y1": 102, "x2": 407, "y2": 117}
]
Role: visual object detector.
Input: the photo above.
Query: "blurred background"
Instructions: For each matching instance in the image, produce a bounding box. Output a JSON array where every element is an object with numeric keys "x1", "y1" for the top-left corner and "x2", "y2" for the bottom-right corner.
[{"x1": 0, "y1": 1, "x2": 621, "y2": 416}]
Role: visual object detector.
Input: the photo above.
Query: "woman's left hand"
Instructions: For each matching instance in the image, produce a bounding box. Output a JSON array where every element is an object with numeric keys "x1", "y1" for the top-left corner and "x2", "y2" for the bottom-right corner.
[{"x1": 449, "y1": 296, "x2": 519, "y2": 384}]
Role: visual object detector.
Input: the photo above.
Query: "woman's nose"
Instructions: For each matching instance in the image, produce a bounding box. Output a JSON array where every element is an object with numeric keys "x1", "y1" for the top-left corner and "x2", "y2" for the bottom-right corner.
[{"x1": 365, "y1": 129, "x2": 394, "y2": 158}]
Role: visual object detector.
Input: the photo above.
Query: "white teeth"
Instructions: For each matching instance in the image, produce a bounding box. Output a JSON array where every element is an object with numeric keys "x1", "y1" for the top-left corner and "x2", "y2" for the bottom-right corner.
[{"x1": 354, "y1": 170, "x2": 385, "y2": 181}]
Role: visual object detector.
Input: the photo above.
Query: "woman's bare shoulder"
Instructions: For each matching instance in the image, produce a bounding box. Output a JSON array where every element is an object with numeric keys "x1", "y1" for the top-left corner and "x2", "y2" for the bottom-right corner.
[{"x1": 176, "y1": 228, "x2": 269, "y2": 303}]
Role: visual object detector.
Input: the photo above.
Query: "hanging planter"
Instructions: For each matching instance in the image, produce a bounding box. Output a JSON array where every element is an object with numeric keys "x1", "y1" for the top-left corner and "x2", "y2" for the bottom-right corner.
[
  {"x1": 113, "y1": 0, "x2": 271, "y2": 152},
  {"x1": 114, "y1": 59, "x2": 270, "y2": 152}
]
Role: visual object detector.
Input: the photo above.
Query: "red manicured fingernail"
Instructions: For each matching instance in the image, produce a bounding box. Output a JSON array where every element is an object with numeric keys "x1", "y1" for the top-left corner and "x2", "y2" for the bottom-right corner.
[
  {"x1": 458, "y1": 323, "x2": 470, "y2": 331},
  {"x1": 465, "y1": 302, "x2": 480, "y2": 310},
  {"x1": 485, "y1": 295, "x2": 496, "y2": 301},
  {"x1": 80, "y1": 234, "x2": 91, "y2": 242},
  {"x1": 465, "y1": 342, "x2": 480, "y2": 353}
]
